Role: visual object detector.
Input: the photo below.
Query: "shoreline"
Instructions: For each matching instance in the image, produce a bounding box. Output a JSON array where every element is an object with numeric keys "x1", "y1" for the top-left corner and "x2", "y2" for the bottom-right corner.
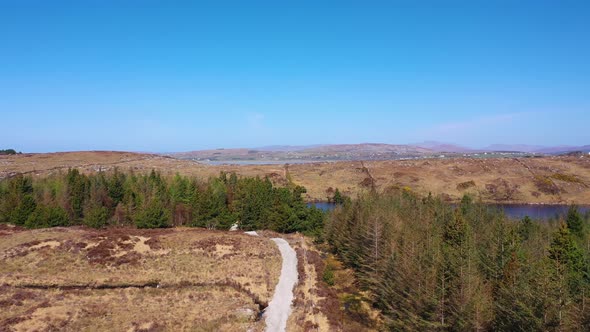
[{"x1": 308, "y1": 200, "x2": 590, "y2": 207}]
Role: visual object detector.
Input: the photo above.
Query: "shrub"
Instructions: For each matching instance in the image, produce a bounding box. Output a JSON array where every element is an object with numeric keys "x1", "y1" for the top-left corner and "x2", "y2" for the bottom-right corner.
[
  {"x1": 84, "y1": 205, "x2": 109, "y2": 228},
  {"x1": 533, "y1": 175, "x2": 560, "y2": 195},
  {"x1": 135, "y1": 202, "x2": 170, "y2": 229},
  {"x1": 457, "y1": 180, "x2": 476, "y2": 190},
  {"x1": 9, "y1": 195, "x2": 36, "y2": 226},
  {"x1": 25, "y1": 205, "x2": 70, "y2": 228},
  {"x1": 323, "y1": 263, "x2": 335, "y2": 286},
  {"x1": 551, "y1": 173, "x2": 585, "y2": 185},
  {"x1": 0, "y1": 149, "x2": 18, "y2": 155}
]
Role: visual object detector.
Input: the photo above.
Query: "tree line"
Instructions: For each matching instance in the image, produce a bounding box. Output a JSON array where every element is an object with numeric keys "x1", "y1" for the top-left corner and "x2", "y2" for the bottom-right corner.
[
  {"x1": 323, "y1": 190, "x2": 590, "y2": 331},
  {"x1": 0, "y1": 169, "x2": 324, "y2": 234},
  {"x1": 0, "y1": 149, "x2": 19, "y2": 155}
]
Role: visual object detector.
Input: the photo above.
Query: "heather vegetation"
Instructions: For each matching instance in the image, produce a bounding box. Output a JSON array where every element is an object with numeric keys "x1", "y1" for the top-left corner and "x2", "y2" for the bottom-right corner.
[
  {"x1": 324, "y1": 190, "x2": 590, "y2": 331},
  {"x1": 0, "y1": 169, "x2": 324, "y2": 234},
  {"x1": 4, "y1": 167, "x2": 590, "y2": 331}
]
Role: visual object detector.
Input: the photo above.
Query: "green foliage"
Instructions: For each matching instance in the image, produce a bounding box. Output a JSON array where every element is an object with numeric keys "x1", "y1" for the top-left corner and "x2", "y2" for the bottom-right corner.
[
  {"x1": 84, "y1": 205, "x2": 109, "y2": 228},
  {"x1": 460, "y1": 193, "x2": 473, "y2": 214},
  {"x1": 324, "y1": 190, "x2": 590, "y2": 330},
  {"x1": 518, "y1": 215, "x2": 535, "y2": 241},
  {"x1": 9, "y1": 175, "x2": 33, "y2": 195},
  {"x1": 322, "y1": 263, "x2": 335, "y2": 286},
  {"x1": 66, "y1": 168, "x2": 89, "y2": 219},
  {"x1": 25, "y1": 205, "x2": 69, "y2": 228},
  {"x1": 333, "y1": 188, "x2": 344, "y2": 204},
  {"x1": 566, "y1": 205, "x2": 584, "y2": 238},
  {"x1": 9, "y1": 195, "x2": 37, "y2": 225},
  {"x1": 0, "y1": 149, "x2": 18, "y2": 155},
  {"x1": 135, "y1": 201, "x2": 170, "y2": 229},
  {"x1": 0, "y1": 170, "x2": 323, "y2": 233},
  {"x1": 107, "y1": 169, "x2": 125, "y2": 206},
  {"x1": 551, "y1": 173, "x2": 584, "y2": 184},
  {"x1": 549, "y1": 223, "x2": 586, "y2": 290},
  {"x1": 1, "y1": 175, "x2": 36, "y2": 225}
]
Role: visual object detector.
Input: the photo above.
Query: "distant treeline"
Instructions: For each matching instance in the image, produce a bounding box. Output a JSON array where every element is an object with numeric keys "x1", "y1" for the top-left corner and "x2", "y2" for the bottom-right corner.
[
  {"x1": 0, "y1": 149, "x2": 19, "y2": 155},
  {"x1": 0, "y1": 169, "x2": 324, "y2": 234},
  {"x1": 324, "y1": 190, "x2": 590, "y2": 330}
]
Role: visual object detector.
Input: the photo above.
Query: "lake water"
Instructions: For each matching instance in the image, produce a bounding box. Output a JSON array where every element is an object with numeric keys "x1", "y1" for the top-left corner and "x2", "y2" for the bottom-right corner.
[
  {"x1": 197, "y1": 160, "x2": 316, "y2": 165},
  {"x1": 308, "y1": 202, "x2": 590, "y2": 220}
]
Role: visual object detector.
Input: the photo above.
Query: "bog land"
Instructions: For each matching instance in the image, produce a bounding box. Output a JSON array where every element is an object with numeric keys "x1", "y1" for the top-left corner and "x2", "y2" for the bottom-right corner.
[
  {"x1": 0, "y1": 225, "x2": 281, "y2": 331},
  {"x1": 2, "y1": 151, "x2": 590, "y2": 204}
]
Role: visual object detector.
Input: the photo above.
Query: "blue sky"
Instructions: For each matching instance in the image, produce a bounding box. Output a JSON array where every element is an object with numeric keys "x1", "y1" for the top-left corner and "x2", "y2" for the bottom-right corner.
[{"x1": 1, "y1": 1, "x2": 589, "y2": 152}]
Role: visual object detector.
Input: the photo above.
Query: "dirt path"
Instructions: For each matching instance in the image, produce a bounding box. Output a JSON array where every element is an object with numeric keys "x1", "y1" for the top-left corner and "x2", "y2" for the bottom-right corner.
[{"x1": 264, "y1": 238, "x2": 298, "y2": 332}]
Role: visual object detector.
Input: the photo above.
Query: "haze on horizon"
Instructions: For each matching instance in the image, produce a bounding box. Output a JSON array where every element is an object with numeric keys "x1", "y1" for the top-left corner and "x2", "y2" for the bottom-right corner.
[{"x1": 1, "y1": 1, "x2": 589, "y2": 153}]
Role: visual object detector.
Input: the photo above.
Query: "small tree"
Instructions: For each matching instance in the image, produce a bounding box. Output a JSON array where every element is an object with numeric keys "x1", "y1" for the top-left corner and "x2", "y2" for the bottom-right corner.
[
  {"x1": 323, "y1": 263, "x2": 335, "y2": 286},
  {"x1": 549, "y1": 223, "x2": 586, "y2": 294},
  {"x1": 518, "y1": 216, "x2": 534, "y2": 241},
  {"x1": 135, "y1": 201, "x2": 169, "y2": 228},
  {"x1": 84, "y1": 205, "x2": 109, "y2": 228},
  {"x1": 25, "y1": 205, "x2": 69, "y2": 228},
  {"x1": 566, "y1": 205, "x2": 584, "y2": 238},
  {"x1": 333, "y1": 188, "x2": 344, "y2": 205},
  {"x1": 10, "y1": 195, "x2": 36, "y2": 226}
]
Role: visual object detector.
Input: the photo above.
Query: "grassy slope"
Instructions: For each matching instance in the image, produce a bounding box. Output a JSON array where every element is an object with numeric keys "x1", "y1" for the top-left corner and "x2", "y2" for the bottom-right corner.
[
  {"x1": 2, "y1": 151, "x2": 590, "y2": 204},
  {"x1": 0, "y1": 225, "x2": 281, "y2": 331}
]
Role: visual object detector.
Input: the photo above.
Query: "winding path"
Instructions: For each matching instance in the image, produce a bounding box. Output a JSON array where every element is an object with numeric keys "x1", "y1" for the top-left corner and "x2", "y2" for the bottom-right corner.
[{"x1": 264, "y1": 238, "x2": 298, "y2": 332}]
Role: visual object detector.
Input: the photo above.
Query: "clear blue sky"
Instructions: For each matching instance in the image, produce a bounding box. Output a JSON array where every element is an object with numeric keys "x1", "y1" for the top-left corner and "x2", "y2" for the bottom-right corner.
[{"x1": 1, "y1": 1, "x2": 589, "y2": 152}]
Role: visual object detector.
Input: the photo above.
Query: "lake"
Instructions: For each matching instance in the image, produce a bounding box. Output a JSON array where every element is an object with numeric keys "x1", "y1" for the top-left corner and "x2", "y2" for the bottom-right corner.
[{"x1": 308, "y1": 202, "x2": 590, "y2": 220}]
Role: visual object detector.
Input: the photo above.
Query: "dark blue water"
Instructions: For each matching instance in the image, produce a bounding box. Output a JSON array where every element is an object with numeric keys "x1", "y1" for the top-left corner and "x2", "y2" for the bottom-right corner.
[
  {"x1": 309, "y1": 202, "x2": 338, "y2": 212},
  {"x1": 308, "y1": 202, "x2": 590, "y2": 220},
  {"x1": 492, "y1": 204, "x2": 590, "y2": 220}
]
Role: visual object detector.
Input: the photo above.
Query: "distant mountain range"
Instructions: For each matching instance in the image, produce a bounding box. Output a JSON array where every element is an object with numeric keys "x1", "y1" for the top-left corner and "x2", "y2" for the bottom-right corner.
[
  {"x1": 411, "y1": 142, "x2": 590, "y2": 154},
  {"x1": 169, "y1": 142, "x2": 589, "y2": 163}
]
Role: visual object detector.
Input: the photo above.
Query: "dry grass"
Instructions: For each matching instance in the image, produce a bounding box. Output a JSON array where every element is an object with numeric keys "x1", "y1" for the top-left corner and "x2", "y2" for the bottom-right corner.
[
  {"x1": 0, "y1": 226, "x2": 281, "y2": 331},
  {"x1": 0, "y1": 286, "x2": 260, "y2": 332},
  {"x1": 284, "y1": 235, "x2": 380, "y2": 332},
  {"x1": 3, "y1": 151, "x2": 590, "y2": 204}
]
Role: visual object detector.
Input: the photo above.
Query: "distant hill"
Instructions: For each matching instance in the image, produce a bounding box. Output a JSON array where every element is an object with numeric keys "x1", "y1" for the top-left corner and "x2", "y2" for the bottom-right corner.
[
  {"x1": 301, "y1": 143, "x2": 432, "y2": 154},
  {"x1": 533, "y1": 145, "x2": 590, "y2": 155},
  {"x1": 481, "y1": 144, "x2": 590, "y2": 154},
  {"x1": 170, "y1": 143, "x2": 434, "y2": 163},
  {"x1": 255, "y1": 145, "x2": 324, "y2": 152},
  {"x1": 168, "y1": 142, "x2": 590, "y2": 163},
  {"x1": 483, "y1": 144, "x2": 545, "y2": 153},
  {"x1": 411, "y1": 141, "x2": 474, "y2": 153}
]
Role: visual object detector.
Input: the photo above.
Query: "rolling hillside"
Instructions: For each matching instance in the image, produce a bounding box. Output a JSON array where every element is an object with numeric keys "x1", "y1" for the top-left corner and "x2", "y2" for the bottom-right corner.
[{"x1": 2, "y1": 151, "x2": 590, "y2": 204}]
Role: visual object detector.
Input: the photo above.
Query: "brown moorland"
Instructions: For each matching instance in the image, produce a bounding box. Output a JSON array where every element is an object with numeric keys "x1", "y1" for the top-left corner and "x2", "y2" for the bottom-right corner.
[
  {"x1": 2, "y1": 151, "x2": 590, "y2": 204},
  {"x1": 0, "y1": 225, "x2": 281, "y2": 331}
]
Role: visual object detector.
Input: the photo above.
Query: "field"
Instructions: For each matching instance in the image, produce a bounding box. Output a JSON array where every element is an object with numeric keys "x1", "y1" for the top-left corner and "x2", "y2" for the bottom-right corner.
[
  {"x1": 2, "y1": 151, "x2": 590, "y2": 204},
  {"x1": 0, "y1": 225, "x2": 281, "y2": 331}
]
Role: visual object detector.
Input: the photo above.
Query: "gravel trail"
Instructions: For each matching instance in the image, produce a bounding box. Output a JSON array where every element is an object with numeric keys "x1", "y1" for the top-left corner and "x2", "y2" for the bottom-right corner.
[{"x1": 264, "y1": 238, "x2": 298, "y2": 332}]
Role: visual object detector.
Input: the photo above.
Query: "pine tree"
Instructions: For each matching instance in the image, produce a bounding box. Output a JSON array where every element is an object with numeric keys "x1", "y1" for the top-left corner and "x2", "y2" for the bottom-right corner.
[
  {"x1": 10, "y1": 195, "x2": 37, "y2": 225},
  {"x1": 135, "y1": 200, "x2": 169, "y2": 229},
  {"x1": 566, "y1": 205, "x2": 584, "y2": 238},
  {"x1": 547, "y1": 222, "x2": 587, "y2": 329},
  {"x1": 25, "y1": 205, "x2": 69, "y2": 228},
  {"x1": 66, "y1": 168, "x2": 88, "y2": 220},
  {"x1": 333, "y1": 188, "x2": 344, "y2": 204},
  {"x1": 84, "y1": 204, "x2": 109, "y2": 228},
  {"x1": 107, "y1": 168, "x2": 125, "y2": 207}
]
